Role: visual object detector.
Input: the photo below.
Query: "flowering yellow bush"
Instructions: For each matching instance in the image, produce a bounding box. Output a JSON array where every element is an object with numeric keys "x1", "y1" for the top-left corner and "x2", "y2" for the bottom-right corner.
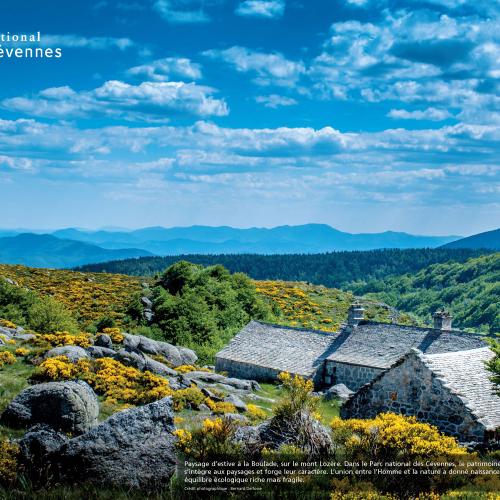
[
  {"x1": 32, "y1": 331, "x2": 92, "y2": 349},
  {"x1": 6, "y1": 339, "x2": 16, "y2": 345},
  {"x1": 101, "y1": 327, "x2": 124, "y2": 343},
  {"x1": 15, "y1": 347, "x2": 30, "y2": 357},
  {"x1": 173, "y1": 416, "x2": 185, "y2": 425},
  {"x1": 331, "y1": 413, "x2": 466, "y2": 460},
  {"x1": 0, "y1": 351, "x2": 16, "y2": 367},
  {"x1": 274, "y1": 371, "x2": 318, "y2": 419},
  {"x1": 0, "y1": 439, "x2": 19, "y2": 485},
  {"x1": 175, "y1": 365, "x2": 196, "y2": 373},
  {"x1": 175, "y1": 417, "x2": 241, "y2": 460},
  {"x1": 34, "y1": 356, "x2": 173, "y2": 405},
  {"x1": 171, "y1": 387, "x2": 205, "y2": 410},
  {"x1": 205, "y1": 399, "x2": 237, "y2": 414},
  {"x1": 247, "y1": 404, "x2": 267, "y2": 420},
  {"x1": 0, "y1": 319, "x2": 17, "y2": 329}
]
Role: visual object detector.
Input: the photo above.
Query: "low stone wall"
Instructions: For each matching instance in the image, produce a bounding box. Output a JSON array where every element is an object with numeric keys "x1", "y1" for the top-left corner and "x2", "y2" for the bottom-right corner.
[
  {"x1": 215, "y1": 357, "x2": 322, "y2": 386},
  {"x1": 324, "y1": 360, "x2": 383, "y2": 391},
  {"x1": 340, "y1": 353, "x2": 487, "y2": 442}
]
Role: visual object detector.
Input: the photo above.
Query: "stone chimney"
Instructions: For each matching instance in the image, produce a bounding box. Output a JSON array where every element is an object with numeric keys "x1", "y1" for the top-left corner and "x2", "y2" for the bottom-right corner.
[
  {"x1": 347, "y1": 302, "x2": 365, "y2": 328},
  {"x1": 433, "y1": 309, "x2": 452, "y2": 331}
]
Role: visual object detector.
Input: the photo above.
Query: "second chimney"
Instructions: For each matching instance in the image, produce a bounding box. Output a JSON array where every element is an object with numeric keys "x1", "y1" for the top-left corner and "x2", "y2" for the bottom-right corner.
[
  {"x1": 347, "y1": 302, "x2": 365, "y2": 328},
  {"x1": 433, "y1": 309, "x2": 452, "y2": 331}
]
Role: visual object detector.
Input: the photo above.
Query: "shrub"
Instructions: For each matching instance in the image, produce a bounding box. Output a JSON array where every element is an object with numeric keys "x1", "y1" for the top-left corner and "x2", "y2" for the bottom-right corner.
[
  {"x1": 27, "y1": 296, "x2": 78, "y2": 334},
  {"x1": 247, "y1": 404, "x2": 267, "y2": 421},
  {"x1": 15, "y1": 347, "x2": 30, "y2": 357},
  {"x1": 174, "y1": 417, "x2": 242, "y2": 460},
  {"x1": 274, "y1": 371, "x2": 319, "y2": 420},
  {"x1": 0, "y1": 439, "x2": 18, "y2": 486},
  {"x1": 95, "y1": 316, "x2": 115, "y2": 332},
  {"x1": 32, "y1": 331, "x2": 92, "y2": 349},
  {"x1": 0, "y1": 319, "x2": 16, "y2": 329},
  {"x1": 33, "y1": 356, "x2": 173, "y2": 405},
  {"x1": 206, "y1": 399, "x2": 237, "y2": 414},
  {"x1": 171, "y1": 387, "x2": 205, "y2": 411},
  {"x1": 101, "y1": 327, "x2": 124, "y2": 343},
  {"x1": 331, "y1": 413, "x2": 468, "y2": 496},
  {"x1": 175, "y1": 365, "x2": 196, "y2": 373},
  {"x1": 0, "y1": 351, "x2": 16, "y2": 367}
]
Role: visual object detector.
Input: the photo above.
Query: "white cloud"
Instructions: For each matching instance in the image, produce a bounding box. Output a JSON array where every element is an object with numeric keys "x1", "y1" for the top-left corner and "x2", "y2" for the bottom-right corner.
[
  {"x1": 1, "y1": 81, "x2": 229, "y2": 122},
  {"x1": 255, "y1": 94, "x2": 297, "y2": 108},
  {"x1": 126, "y1": 57, "x2": 202, "y2": 81},
  {"x1": 235, "y1": 0, "x2": 285, "y2": 19},
  {"x1": 153, "y1": 0, "x2": 210, "y2": 23},
  {"x1": 204, "y1": 46, "x2": 305, "y2": 87},
  {"x1": 41, "y1": 34, "x2": 135, "y2": 51},
  {"x1": 388, "y1": 107, "x2": 452, "y2": 121}
]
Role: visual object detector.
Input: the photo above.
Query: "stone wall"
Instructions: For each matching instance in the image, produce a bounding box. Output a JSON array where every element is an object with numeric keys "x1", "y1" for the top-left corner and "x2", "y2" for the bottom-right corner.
[
  {"x1": 215, "y1": 357, "x2": 324, "y2": 386},
  {"x1": 340, "y1": 353, "x2": 487, "y2": 442},
  {"x1": 324, "y1": 360, "x2": 384, "y2": 391}
]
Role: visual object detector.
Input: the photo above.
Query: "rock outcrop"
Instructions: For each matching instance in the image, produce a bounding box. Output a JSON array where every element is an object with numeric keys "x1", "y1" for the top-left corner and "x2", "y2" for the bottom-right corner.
[
  {"x1": 1, "y1": 381, "x2": 99, "y2": 435},
  {"x1": 48, "y1": 397, "x2": 177, "y2": 490},
  {"x1": 44, "y1": 345, "x2": 89, "y2": 363}
]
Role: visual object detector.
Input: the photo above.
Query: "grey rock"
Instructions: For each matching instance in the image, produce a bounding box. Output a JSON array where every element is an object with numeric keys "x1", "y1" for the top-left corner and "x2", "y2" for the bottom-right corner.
[
  {"x1": 224, "y1": 394, "x2": 247, "y2": 413},
  {"x1": 115, "y1": 348, "x2": 177, "y2": 377},
  {"x1": 324, "y1": 383, "x2": 354, "y2": 402},
  {"x1": 198, "y1": 403, "x2": 210, "y2": 412},
  {"x1": 18, "y1": 424, "x2": 69, "y2": 481},
  {"x1": 123, "y1": 333, "x2": 198, "y2": 367},
  {"x1": 179, "y1": 375, "x2": 194, "y2": 388},
  {"x1": 141, "y1": 296, "x2": 153, "y2": 309},
  {"x1": 224, "y1": 413, "x2": 249, "y2": 424},
  {"x1": 44, "y1": 346, "x2": 89, "y2": 363},
  {"x1": 49, "y1": 397, "x2": 177, "y2": 490},
  {"x1": 144, "y1": 310, "x2": 154, "y2": 322},
  {"x1": 178, "y1": 347, "x2": 198, "y2": 365},
  {"x1": 86, "y1": 346, "x2": 116, "y2": 358},
  {"x1": 186, "y1": 371, "x2": 226, "y2": 384},
  {"x1": 233, "y1": 411, "x2": 332, "y2": 457},
  {"x1": 1, "y1": 381, "x2": 99, "y2": 434},
  {"x1": 95, "y1": 334, "x2": 113, "y2": 349},
  {"x1": 202, "y1": 387, "x2": 223, "y2": 402}
]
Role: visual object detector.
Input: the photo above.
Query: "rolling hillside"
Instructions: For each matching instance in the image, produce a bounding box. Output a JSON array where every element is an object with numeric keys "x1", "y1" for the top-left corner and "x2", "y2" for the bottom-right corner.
[
  {"x1": 351, "y1": 253, "x2": 500, "y2": 334},
  {"x1": 0, "y1": 234, "x2": 152, "y2": 268},
  {"x1": 75, "y1": 248, "x2": 490, "y2": 288},
  {"x1": 441, "y1": 228, "x2": 500, "y2": 250}
]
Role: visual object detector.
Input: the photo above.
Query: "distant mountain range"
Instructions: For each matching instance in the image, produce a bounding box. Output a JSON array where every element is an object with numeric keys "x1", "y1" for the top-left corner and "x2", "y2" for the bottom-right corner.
[
  {"x1": 440, "y1": 228, "x2": 500, "y2": 250},
  {"x1": 49, "y1": 224, "x2": 460, "y2": 255},
  {"x1": 0, "y1": 224, "x2": 496, "y2": 269},
  {"x1": 0, "y1": 234, "x2": 152, "y2": 268}
]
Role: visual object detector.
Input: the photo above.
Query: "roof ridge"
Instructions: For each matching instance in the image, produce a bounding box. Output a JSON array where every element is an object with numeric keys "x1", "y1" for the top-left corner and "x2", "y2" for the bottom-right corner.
[{"x1": 251, "y1": 320, "x2": 338, "y2": 337}]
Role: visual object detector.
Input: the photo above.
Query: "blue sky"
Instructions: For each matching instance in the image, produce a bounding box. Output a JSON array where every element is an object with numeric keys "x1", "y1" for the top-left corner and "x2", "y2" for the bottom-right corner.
[{"x1": 0, "y1": 0, "x2": 498, "y2": 235}]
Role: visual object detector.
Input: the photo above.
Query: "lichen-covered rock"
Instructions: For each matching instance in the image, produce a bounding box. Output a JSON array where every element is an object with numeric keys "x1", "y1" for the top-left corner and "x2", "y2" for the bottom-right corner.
[
  {"x1": 44, "y1": 345, "x2": 89, "y2": 363},
  {"x1": 1, "y1": 381, "x2": 98, "y2": 434},
  {"x1": 123, "y1": 333, "x2": 197, "y2": 367},
  {"x1": 233, "y1": 410, "x2": 332, "y2": 457},
  {"x1": 86, "y1": 346, "x2": 116, "y2": 358},
  {"x1": 95, "y1": 334, "x2": 113, "y2": 349},
  {"x1": 18, "y1": 424, "x2": 69, "y2": 482},
  {"x1": 224, "y1": 394, "x2": 247, "y2": 413},
  {"x1": 115, "y1": 348, "x2": 177, "y2": 377},
  {"x1": 48, "y1": 397, "x2": 177, "y2": 490},
  {"x1": 324, "y1": 383, "x2": 354, "y2": 402}
]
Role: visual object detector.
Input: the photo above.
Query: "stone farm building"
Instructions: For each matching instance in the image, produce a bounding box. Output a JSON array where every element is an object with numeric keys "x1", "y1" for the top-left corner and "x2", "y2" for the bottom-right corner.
[{"x1": 215, "y1": 306, "x2": 499, "y2": 442}]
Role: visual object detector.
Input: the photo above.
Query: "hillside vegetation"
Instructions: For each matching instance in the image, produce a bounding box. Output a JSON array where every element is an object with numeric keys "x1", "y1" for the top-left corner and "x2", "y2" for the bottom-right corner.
[
  {"x1": 0, "y1": 265, "x2": 143, "y2": 329},
  {"x1": 351, "y1": 253, "x2": 500, "y2": 333},
  {"x1": 75, "y1": 248, "x2": 489, "y2": 288}
]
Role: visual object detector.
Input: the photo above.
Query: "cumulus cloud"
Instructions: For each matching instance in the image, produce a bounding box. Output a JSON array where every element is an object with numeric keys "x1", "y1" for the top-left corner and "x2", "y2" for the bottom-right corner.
[
  {"x1": 204, "y1": 46, "x2": 305, "y2": 87},
  {"x1": 235, "y1": 0, "x2": 285, "y2": 19},
  {"x1": 126, "y1": 57, "x2": 202, "y2": 81},
  {"x1": 388, "y1": 107, "x2": 452, "y2": 121},
  {"x1": 1, "y1": 81, "x2": 229, "y2": 122},
  {"x1": 153, "y1": 0, "x2": 210, "y2": 23},
  {"x1": 255, "y1": 94, "x2": 297, "y2": 108}
]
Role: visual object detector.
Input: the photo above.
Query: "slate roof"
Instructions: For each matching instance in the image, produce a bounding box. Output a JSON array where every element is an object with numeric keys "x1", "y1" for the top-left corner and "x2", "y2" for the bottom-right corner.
[
  {"x1": 326, "y1": 321, "x2": 488, "y2": 369},
  {"x1": 215, "y1": 320, "x2": 338, "y2": 377},
  {"x1": 420, "y1": 348, "x2": 500, "y2": 431}
]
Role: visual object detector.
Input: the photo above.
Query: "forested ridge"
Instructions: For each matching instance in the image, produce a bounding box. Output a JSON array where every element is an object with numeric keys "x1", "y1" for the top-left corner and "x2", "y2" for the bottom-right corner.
[{"x1": 75, "y1": 248, "x2": 490, "y2": 288}]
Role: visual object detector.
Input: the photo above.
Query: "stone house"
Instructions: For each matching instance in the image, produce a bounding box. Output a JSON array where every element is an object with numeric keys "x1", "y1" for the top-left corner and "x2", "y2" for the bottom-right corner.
[
  {"x1": 341, "y1": 347, "x2": 500, "y2": 442},
  {"x1": 215, "y1": 305, "x2": 499, "y2": 442},
  {"x1": 215, "y1": 306, "x2": 488, "y2": 391}
]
